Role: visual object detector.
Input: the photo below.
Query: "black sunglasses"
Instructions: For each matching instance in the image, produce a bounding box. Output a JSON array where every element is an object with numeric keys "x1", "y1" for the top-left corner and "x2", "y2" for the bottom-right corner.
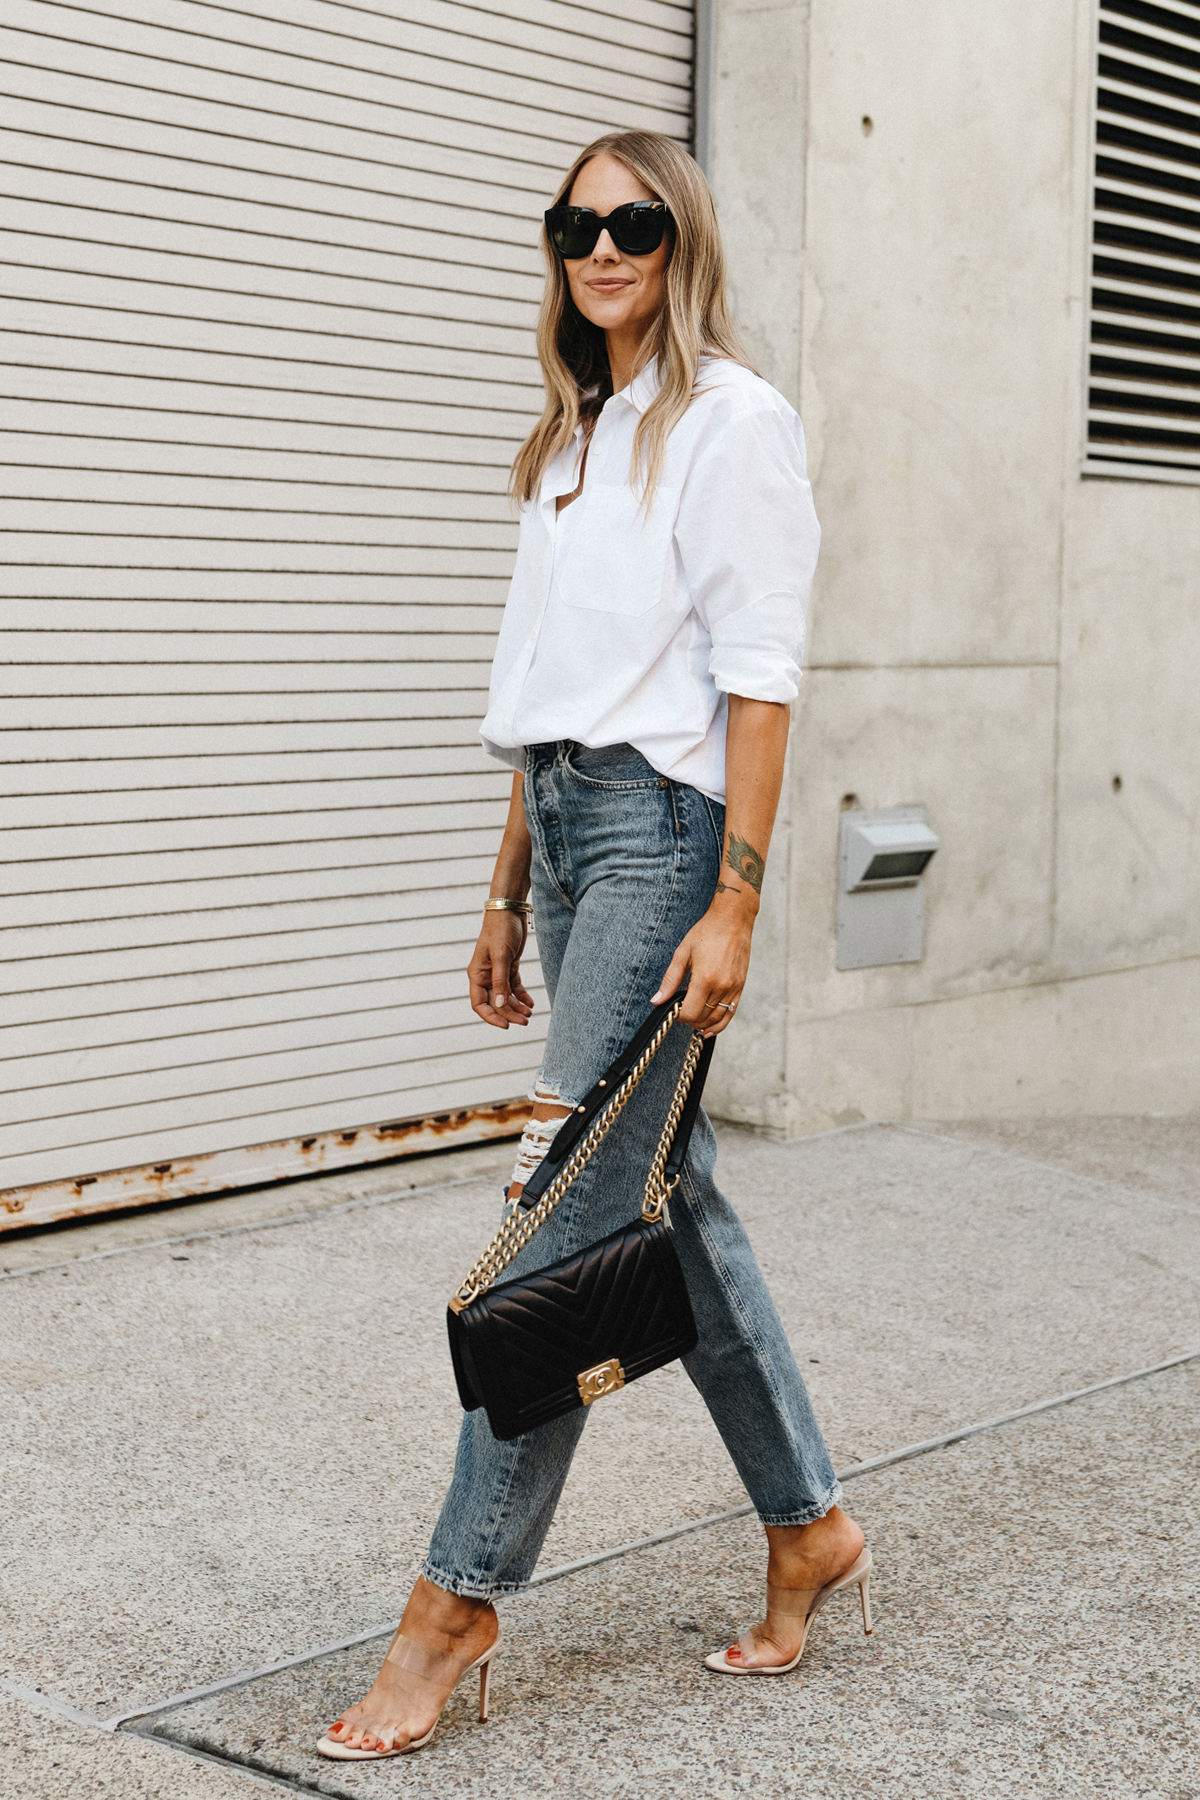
[{"x1": 544, "y1": 201, "x2": 672, "y2": 260}]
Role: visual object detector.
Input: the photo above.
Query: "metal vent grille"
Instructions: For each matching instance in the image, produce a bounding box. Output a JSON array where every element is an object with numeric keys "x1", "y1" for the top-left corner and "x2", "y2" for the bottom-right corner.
[{"x1": 1086, "y1": 0, "x2": 1200, "y2": 480}]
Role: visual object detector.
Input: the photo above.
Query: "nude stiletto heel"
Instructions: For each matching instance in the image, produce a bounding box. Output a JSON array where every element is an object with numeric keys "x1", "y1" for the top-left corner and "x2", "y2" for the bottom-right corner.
[
  {"x1": 704, "y1": 1547, "x2": 873, "y2": 1676},
  {"x1": 316, "y1": 1629, "x2": 502, "y2": 1760}
]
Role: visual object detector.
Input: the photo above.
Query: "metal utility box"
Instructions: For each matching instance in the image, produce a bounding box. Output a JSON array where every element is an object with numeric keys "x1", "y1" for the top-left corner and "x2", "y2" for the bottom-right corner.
[{"x1": 836, "y1": 807, "x2": 940, "y2": 970}]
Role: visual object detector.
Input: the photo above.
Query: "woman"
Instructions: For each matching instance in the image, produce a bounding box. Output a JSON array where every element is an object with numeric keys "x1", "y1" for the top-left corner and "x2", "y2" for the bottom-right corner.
[{"x1": 318, "y1": 129, "x2": 870, "y2": 1762}]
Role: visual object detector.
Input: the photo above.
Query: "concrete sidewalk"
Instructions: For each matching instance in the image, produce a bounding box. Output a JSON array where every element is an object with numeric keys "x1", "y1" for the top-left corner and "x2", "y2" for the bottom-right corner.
[{"x1": 1, "y1": 1117, "x2": 1197, "y2": 1798}]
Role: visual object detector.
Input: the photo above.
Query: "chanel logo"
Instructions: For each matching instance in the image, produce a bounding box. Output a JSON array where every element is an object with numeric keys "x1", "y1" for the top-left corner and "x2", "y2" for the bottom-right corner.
[{"x1": 577, "y1": 1358, "x2": 626, "y2": 1405}]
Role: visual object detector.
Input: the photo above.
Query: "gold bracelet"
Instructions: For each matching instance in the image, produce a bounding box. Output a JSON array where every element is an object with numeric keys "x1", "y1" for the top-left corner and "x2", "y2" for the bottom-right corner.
[{"x1": 483, "y1": 898, "x2": 532, "y2": 915}]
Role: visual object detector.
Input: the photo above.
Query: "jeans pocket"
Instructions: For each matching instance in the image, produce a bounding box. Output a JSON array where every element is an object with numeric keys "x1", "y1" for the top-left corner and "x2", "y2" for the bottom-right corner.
[{"x1": 564, "y1": 743, "x2": 667, "y2": 792}]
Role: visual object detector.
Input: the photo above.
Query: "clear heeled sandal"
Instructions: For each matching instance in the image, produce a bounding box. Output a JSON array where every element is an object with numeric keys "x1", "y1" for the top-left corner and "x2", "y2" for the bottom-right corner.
[
  {"x1": 316, "y1": 1625, "x2": 502, "y2": 1760},
  {"x1": 704, "y1": 1547, "x2": 873, "y2": 1675}
]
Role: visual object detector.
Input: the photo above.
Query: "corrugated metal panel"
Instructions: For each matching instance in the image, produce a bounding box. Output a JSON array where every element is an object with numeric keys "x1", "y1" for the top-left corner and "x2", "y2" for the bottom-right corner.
[
  {"x1": 1085, "y1": 0, "x2": 1200, "y2": 480},
  {"x1": 0, "y1": 0, "x2": 694, "y2": 1212}
]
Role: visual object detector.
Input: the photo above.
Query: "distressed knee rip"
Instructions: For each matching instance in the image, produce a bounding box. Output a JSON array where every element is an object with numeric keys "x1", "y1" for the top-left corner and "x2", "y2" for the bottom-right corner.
[
  {"x1": 508, "y1": 1078, "x2": 574, "y2": 1191},
  {"x1": 509, "y1": 1117, "x2": 562, "y2": 1188}
]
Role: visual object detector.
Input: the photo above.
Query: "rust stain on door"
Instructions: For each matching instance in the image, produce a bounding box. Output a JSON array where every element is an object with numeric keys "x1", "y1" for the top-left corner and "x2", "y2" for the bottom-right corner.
[{"x1": 1, "y1": 1098, "x2": 534, "y2": 1234}]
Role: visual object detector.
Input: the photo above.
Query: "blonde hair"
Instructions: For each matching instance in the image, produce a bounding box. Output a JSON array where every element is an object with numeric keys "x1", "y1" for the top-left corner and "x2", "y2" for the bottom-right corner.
[{"x1": 510, "y1": 130, "x2": 755, "y2": 506}]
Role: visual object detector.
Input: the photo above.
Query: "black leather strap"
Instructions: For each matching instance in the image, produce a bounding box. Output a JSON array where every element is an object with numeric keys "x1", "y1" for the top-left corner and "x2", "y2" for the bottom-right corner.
[
  {"x1": 664, "y1": 1031, "x2": 716, "y2": 1180},
  {"x1": 519, "y1": 997, "x2": 715, "y2": 1209}
]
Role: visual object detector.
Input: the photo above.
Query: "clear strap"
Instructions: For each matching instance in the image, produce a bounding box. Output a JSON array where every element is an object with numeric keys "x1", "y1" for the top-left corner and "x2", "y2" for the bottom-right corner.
[
  {"x1": 326, "y1": 1630, "x2": 462, "y2": 1751},
  {"x1": 384, "y1": 1632, "x2": 458, "y2": 1685},
  {"x1": 727, "y1": 1586, "x2": 821, "y2": 1667},
  {"x1": 766, "y1": 1582, "x2": 821, "y2": 1619}
]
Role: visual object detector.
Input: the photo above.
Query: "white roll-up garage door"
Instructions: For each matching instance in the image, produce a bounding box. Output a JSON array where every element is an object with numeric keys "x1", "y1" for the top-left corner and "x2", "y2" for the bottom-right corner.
[{"x1": 0, "y1": 0, "x2": 694, "y2": 1226}]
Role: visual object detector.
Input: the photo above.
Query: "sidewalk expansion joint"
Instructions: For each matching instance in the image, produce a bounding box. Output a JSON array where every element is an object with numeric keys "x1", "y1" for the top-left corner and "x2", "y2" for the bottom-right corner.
[
  {"x1": 0, "y1": 1676, "x2": 332, "y2": 1795},
  {"x1": 105, "y1": 1623, "x2": 407, "y2": 1730},
  {"x1": 0, "y1": 1676, "x2": 111, "y2": 1731},
  {"x1": 104, "y1": 1340, "x2": 1199, "y2": 1736},
  {"x1": 524, "y1": 1341, "x2": 1200, "y2": 1589},
  {"x1": 128, "y1": 1727, "x2": 328, "y2": 1796}
]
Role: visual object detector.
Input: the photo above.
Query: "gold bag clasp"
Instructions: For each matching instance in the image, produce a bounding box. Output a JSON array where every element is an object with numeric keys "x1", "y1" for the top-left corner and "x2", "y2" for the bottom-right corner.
[{"x1": 577, "y1": 1358, "x2": 626, "y2": 1405}]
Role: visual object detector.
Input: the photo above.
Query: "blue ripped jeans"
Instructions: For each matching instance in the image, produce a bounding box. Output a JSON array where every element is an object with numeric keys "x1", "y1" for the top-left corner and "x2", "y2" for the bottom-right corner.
[{"x1": 422, "y1": 742, "x2": 840, "y2": 1598}]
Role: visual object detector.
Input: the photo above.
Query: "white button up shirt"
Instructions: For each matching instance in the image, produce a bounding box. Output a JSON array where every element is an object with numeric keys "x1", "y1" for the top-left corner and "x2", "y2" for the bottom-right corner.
[{"x1": 480, "y1": 357, "x2": 820, "y2": 802}]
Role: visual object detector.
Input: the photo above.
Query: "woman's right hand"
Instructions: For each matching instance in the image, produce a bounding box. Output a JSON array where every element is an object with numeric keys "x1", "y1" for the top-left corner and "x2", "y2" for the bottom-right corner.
[{"x1": 468, "y1": 911, "x2": 535, "y2": 1029}]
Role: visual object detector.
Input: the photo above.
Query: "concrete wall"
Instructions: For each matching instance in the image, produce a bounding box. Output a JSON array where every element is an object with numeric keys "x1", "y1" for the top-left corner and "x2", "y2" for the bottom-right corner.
[{"x1": 703, "y1": 0, "x2": 1200, "y2": 1131}]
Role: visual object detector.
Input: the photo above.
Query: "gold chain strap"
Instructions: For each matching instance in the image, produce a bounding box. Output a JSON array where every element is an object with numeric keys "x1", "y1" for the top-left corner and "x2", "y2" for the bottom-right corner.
[{"x1": 448, "y1": 1000, "x2": 705, "y2": 1314}]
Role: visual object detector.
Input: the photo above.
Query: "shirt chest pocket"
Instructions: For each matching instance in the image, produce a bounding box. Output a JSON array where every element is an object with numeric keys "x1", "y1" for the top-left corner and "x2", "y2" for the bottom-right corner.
[{"x1": 556, "y1": 481, "x2": 680, "y2": 617}]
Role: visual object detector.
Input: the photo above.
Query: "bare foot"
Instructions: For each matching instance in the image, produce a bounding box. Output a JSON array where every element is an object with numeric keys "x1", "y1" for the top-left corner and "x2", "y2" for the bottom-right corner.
[
  {"x1": 323, "y1": 1577, "x2": 498, "y2": 1753},
  {"x1": 722, "y1": 1505, "x2": 866, "y2": 1669}
]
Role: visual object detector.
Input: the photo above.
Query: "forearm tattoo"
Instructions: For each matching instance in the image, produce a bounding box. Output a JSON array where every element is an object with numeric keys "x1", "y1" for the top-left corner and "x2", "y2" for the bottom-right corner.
[{"x1": 724, "y1": 834, "x2": 766, "y2": 895}]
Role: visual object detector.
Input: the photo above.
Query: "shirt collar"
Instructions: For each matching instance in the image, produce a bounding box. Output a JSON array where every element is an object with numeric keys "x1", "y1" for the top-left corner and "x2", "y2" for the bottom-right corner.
[
  {"x1": 536, "y1": 420, "x2": 586, "y2": 519},
  {"x1": 612, "y1": 357, "x2": 663, "y2": 416},
  {"x1": 534, "y1": 359, "x2": 663, "y2": 520}
]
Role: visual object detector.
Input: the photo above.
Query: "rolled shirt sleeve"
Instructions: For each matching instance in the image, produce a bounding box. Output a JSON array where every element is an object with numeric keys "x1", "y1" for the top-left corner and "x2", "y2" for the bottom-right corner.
[{"x1": 674, "y1": 401, "x2": 820, "y2": 703}]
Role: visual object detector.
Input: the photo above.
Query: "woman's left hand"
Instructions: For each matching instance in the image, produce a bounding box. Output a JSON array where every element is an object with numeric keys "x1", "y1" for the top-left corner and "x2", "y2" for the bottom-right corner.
[{"x1": 651, "y1": 896, "x2": 754, "y2": 1037}]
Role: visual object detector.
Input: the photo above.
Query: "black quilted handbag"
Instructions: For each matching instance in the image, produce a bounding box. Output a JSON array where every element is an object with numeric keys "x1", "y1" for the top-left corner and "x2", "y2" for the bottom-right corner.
[{"x1": 446, "y1": 996, "x2": 715, "y2": 1442}]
